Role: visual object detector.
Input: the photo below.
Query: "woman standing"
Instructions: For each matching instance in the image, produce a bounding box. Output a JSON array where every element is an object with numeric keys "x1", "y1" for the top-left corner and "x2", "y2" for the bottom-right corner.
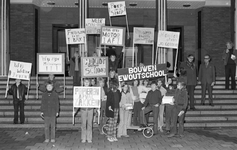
[
  {"x1": 180, "y1": 54, "x2": 197, "y2": 110},
  {"x1": 106, "y1": 81, "x2": 121, "y2": 142}
]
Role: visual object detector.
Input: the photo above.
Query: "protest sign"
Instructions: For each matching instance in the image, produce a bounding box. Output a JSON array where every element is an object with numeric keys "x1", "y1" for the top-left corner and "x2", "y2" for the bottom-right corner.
[
  {"x1": 73, "y1": 87, "x2": 101, "y2": 108},
  {"x1": 117, "y1": 64, "x2": 167, "y2": 82},
  {"x1": 108, "y1": 1, "x2": 126, "y2": 17},
  {"x1": 100, "y1": 26, "x2": 125, "y2": 46},
  {"x1": 85, "y1": 18, "x2": 105, "y2": 34},
  {"x1": 81, "y1": 57, "x2": 108, "y2": 78},
  {"x1": 8, "y1": 61, "x2": 32, "y2": 80},
  {"x1": 65, "y1": 28, "x2": 86, "y2": 44},
  {"x1": 133, "y1": 27, "x2": 154, "y2": 44},
  {"x1": 37, "y1": 53, "x2": 65, "y2": 74},
  {"x1": 157, "y1": 31, "x2": 180, "y2": 49}
]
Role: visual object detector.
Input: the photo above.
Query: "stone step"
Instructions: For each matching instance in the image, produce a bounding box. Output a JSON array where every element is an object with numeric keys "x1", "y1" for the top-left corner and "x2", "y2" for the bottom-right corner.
[
  {"x1": 1, "y1": 99, "x2": 237, "y2": 105},
  {"x1": 2, "y1": 104, "x2": 237, "y2": 111}
]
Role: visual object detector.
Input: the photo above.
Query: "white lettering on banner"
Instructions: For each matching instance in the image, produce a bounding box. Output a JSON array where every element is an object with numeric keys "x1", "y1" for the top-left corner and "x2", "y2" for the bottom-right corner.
[
  {"x1": 118, "y1": 70, "x2": 166, "y2": 82},
  {"x1": 8, "y1": 61, "x2": 32, "y2": 80},
  {"x1": 73, "y1": 87, "x2": 101, "y2": 108},
  {"x1": 128, "y1": 65, "x2": 157, "y2": 74}
]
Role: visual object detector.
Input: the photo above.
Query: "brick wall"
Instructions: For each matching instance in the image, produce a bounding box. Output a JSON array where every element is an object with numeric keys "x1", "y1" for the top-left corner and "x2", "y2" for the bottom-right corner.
[
  {"x1": 10, "y1": 4, "x2": 36, "y2": 75},
  {"x1": 201, "y1": 7, "x2": 231, "y2": 76},
  {"x1": 9, "y1": 5, "x2": 231, "y2": 76}
]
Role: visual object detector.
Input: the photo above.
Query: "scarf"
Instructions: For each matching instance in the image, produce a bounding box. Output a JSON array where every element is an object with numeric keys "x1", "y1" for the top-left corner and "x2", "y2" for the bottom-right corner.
[{"x1": 186, "y1": 60, "x2": 195, "y2": 70}]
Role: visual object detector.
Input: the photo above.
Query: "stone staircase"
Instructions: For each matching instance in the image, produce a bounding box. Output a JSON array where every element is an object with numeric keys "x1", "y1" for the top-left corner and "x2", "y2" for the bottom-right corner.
[{"x1": 0, "y1": 76, "x2": 237, "y2": 128}]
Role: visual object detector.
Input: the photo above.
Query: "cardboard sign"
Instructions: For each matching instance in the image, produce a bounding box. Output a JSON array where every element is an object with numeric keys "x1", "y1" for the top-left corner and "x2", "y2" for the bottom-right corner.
[
  {"x1": 117, "y1": 64, "x2": 167, "y2": 82},
  {"x1": 8, "y1": 61, "x2": 32, "y2": 80},
  {"x1": 81, "y1": 57, "x2": 108, "y2": 78},
  {"x1": 108, "y1": 1, "x2": 126, "y2": 17},
  {"x1": 73, "y1": 87, "x2": 101, "y2": 108},
  {"x1": 85, "y1": 18, "x2": 105, "y2": 34},
  {"x1": 65, "y1": 28, "x2": 86, "y2": 44},
  {"x1": 133, "y1": 27, "x2": 154, "y2": 44},
  {"x1": 100, "y1": 26, "x2": 125, "y2": 46},
  {"x1": 37, "y1": 53, "x2": 65, "y2": 74},
  {"x1": 157, "y1": 31, "x2": 180, "y2": 49}
]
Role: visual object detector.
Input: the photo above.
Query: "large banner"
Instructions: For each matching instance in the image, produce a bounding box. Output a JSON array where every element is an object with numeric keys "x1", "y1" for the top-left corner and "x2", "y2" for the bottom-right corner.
[
  {"x1": 73, "y1": 87, "x2": 101, "y2": 108},
  {"x1": 157, "y1": 31, "x2": 180, "y2": 49},
  {"x1": 117, "y1": 64, "x2": 167, "y2": 82},
  {"x1": 100, "y1": 26, "x2": 125, "y2": 46},
  {"x1": 37, "y1": 53, "x2": 65, "y2": 74},
  {"x1": 8, "y1": 61, "x2": 32, "y2": 80},
  {"x1": 133, "y1": 27, "x2": 154, "y2": 44},
  {"x1": 65, "y1": 28, "x2": 86, "y2": 44},
  {"x1": 108, "y1": 1, "x2": 126, "y2": 17},
  {"x1": 81, "y1": 57, "x2": 108, "y2": 78},
  {"x1": 85, "y1": 18, "x2": 105, "y2": 34}
]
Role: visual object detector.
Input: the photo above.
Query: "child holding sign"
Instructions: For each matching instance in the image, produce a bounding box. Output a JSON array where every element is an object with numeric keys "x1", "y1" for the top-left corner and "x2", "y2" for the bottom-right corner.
[
  {"x1": 81, "y1": 78, "x2": 94, "y2": 143},
  {"x1": 167, "y1": 81, "x2": 188, "y2": 138},
  {"x1": 40, "y1": 82, "x2": 59, "y2": 143},
  {"x1": 8, "y1": 79, "x2": 27, "y2": 124},
  {"x1": 106, "y1": 81, "x2": 121, "y2": 142}
]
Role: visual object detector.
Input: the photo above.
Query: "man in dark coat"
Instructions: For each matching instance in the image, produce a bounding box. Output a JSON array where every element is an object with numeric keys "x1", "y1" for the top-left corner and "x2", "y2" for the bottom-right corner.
[
  {"x1": 8, "y1": 79, "x2": 27, "y2": 124},
  {"x1": 198, "y1": 54, "x2": 216, "y2": 106}
]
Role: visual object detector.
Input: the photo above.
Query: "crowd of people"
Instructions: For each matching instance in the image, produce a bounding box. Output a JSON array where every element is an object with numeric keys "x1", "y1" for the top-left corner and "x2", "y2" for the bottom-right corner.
[{"x1": 7, "y1": 41, "x2": 237, "y2": 143}]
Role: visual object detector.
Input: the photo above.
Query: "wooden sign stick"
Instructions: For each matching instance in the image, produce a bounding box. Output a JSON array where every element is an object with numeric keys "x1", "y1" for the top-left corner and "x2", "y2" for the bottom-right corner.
[{"x1": 5, "y1": 76, "x2": 9, "y2": 98}]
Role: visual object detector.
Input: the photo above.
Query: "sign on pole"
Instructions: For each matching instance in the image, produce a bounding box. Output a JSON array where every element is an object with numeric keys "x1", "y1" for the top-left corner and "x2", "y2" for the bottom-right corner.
[
  {"x1": 37, "y1": 53, "x2": 65, "y2": 74},
  {"x1": 8, "y1": 61, "x2": 32, "y2": 80},
  {"x1": 73, "y1": 87, "x2": 101, "y2": 108},
  {"x1": 108, "y1": 1, "x2": 126, "y2": 17},
  {"x1": 65, "y1": 28, "x2": 86, "y2": 44},
  {"x1": 117, "y1": 64, "x2": 167, "y2": 82},
  {"x1": 157, "y1": 31, "x2": 180, "y2": 49},
  {"x1": 133, "y1": 27, "x2": 155, "y2": 44},
  {"x1": 85, "y1": 18, "x2": 105, "y2": 34},
  {"x1": 81, "y1": 57, "x2": 108, "y2": 78},
  {"x1": 100, "y1": 26, "x2": 125, "y2": 46}
]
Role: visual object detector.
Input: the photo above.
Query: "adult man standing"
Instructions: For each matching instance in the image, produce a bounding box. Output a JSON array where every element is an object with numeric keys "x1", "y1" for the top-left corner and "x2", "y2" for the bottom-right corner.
[
  {"x1": 222, "y1": 41, "x2": 237, "y2": 90},
  {"x1": 198, "y1": 54, "x2": 215, "y2": 106},
  {"x1": 8, "y1": 79, "x2": 27, "y2": 124}
]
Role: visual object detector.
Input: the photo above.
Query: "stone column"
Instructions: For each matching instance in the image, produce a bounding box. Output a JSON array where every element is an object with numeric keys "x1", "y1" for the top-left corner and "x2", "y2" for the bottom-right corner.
[
  {"x1": 0, "y1": 0, "x2": 10, "y2": 76},
  {"x1": 156, "y1": 0, "x2": 167, "y2": 64},
  {"x1": 78, "y1": 0, "x2": 88, "y2": 57}
]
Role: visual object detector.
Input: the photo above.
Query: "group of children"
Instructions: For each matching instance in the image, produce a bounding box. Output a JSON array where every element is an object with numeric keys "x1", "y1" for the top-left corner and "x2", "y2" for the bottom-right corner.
[{"x1": 8, "y1": 72, "x2": 188, "y2": 143}]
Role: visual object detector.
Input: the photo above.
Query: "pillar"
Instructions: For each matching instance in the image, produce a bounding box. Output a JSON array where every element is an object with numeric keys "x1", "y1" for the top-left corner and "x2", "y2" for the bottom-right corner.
[
  {"x1": 156, "y1": 0, "x2": 167, "y2": 64},
  {"x1": 78, "y1": 0, "x2": 88, "y2": 57},
  {"x1": 0, "y1": 0, "x2": 10, "y2": 76}
]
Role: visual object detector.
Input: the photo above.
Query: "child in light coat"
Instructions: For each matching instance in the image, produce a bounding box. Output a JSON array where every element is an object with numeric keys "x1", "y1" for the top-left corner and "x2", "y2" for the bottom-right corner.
[{"x1": 117, "y1": 83, "x2": 133, "y2": 138}]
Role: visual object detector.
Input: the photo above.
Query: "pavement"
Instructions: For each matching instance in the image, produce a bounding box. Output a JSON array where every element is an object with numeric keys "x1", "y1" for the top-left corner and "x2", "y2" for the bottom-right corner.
[{"x1": 1, "y1": 127, "x2": 237, "y2": 150}]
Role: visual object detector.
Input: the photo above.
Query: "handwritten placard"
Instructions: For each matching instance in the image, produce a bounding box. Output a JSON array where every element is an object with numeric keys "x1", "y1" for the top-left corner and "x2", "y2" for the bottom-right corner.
[
  {"x1": 133, "y1": 27, "x2": 154, "y2": 44},
  {"x1": 73, "y1": 87, "x2": 101, "y2": 108},
  {"x1": 157, "y1": 31, "x2": 180, "y2": 49},
  {"x1": 65, "y1": 28, "x2": 86, "y2": 44},
  {"x1": 81, "y1": 57, "x2": 108, "y2": 78},
  {"x1": 85, "y1": 18, "x2": 105, "y2": 34},
  {"x1": 37, "y1": 53, "x2": 65, "y2": 74},
  {"x1": 100, "y1": 26, "x2": 125, "y2": 46},
  {"x1": 108, "y1": 1, "x2": 126, "y2": 17},
  {"x1": 8, "y1": 61, "x2": 32, "y2": 80}
]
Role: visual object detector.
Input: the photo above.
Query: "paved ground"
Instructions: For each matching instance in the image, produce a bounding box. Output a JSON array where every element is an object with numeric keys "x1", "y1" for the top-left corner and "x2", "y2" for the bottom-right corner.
[{"x1": 1, "y1": 127, "x2": 237, "y2": 150}]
